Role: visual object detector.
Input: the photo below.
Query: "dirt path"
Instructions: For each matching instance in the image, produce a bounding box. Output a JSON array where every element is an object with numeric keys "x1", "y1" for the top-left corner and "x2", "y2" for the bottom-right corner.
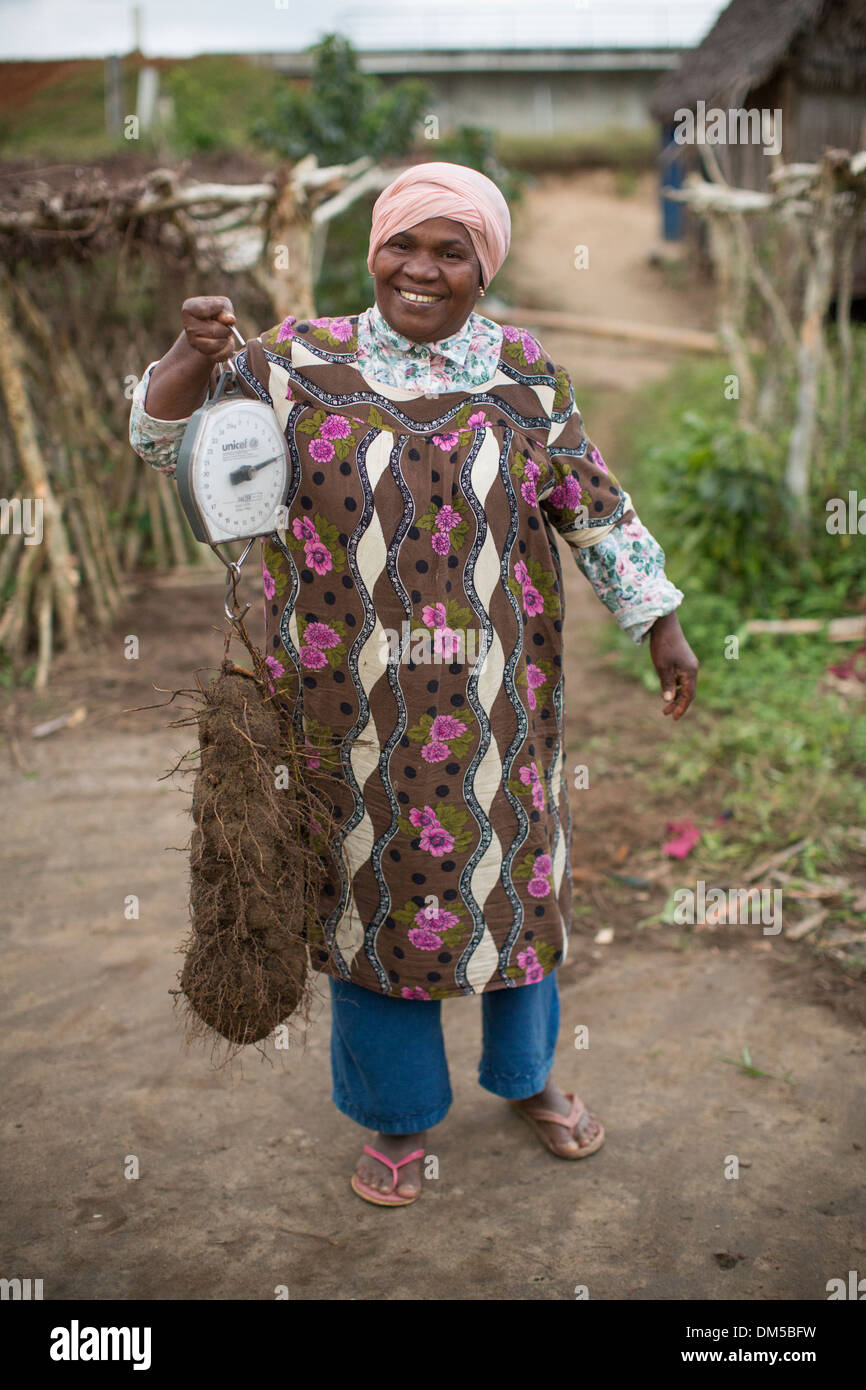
[
  {"x1": 3, "y1": 561, "x2": 864, "y2": 1301},
  {"x1": 2, "y1": 171, "x2": 864, "y2": 1301},
  {"x1": 504, "y1": 168, "x2": 717, "y2": 395}
]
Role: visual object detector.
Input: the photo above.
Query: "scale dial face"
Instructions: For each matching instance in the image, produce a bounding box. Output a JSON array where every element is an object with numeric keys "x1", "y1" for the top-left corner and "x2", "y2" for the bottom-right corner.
[{"x1": 190, "y1": 400, "x2": 289, "y2": 543}]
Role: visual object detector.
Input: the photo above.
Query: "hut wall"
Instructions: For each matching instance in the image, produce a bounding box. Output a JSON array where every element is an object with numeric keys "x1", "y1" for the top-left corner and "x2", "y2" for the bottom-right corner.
[
  {"x1": 793, "y1": 85, "x2": 866, "y2": 159},
  {"x1": 712, "y1": 75, "x2": 788, "y2": 190}
]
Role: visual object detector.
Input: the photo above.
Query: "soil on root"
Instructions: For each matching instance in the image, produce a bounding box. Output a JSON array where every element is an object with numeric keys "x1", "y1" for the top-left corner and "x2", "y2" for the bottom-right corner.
[{"x1": 168, "y1": 658, "x2": 343, "y2": 1057}]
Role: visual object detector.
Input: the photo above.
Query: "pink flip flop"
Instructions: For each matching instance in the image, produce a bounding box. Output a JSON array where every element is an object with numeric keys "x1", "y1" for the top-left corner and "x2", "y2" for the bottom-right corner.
[
  {"x1": 513, "y1": 1091, "x2": 605, "y2": 1159},
  {"x1": 350, "y1": 1145, "x2": 426, "y2": 1206}
]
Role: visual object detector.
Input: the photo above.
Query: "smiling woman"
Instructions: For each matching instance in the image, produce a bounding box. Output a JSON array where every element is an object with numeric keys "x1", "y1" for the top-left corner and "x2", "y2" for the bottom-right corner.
[{"x1": 128, "y1": 158, "x2": 697, "y2": 1209}]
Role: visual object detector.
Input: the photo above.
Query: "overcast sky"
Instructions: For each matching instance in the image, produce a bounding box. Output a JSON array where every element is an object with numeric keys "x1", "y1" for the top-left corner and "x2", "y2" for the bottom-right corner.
[{"x1": 1, "y1": 0, "x2": 728, "y2": 59}]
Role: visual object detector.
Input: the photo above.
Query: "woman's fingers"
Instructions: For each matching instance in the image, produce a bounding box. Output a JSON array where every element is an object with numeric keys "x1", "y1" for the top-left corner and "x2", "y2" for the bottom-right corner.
[
  {"x1": 658, "y1": 664, "x2": 678, "y2": 713},
  {"x1": 183, "y1": 294, "x2": 235, "y2": 322},
  {"x1": 650, "y1": 615, "x2": 698, "y2": 721},
  {"x1": 661, "y1": 664, "x2": 698, "y2": 719},
  {"x1": 189, "y1": 331, "x2": 235, "y2": 362},
  {"x1": 181, "y1": 295, "x2": 237, "y2": 360}
]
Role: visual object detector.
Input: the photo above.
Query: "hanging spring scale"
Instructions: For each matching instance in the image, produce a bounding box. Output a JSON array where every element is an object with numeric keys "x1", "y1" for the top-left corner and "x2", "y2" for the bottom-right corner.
[
  {"x1": 174, "y1": 321, "x2": 291, "y2": 638},
  {"x1": 217, "y1": 325, "x2": 258, "y2": 632}
]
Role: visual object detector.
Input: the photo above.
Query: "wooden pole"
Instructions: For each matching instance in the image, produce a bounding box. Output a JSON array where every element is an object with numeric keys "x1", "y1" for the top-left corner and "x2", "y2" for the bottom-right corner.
[
  {"x1": 488, "y1": 306, "x2": 727, "y2": 355},
  {"x1": 706, "y1": 211, "x2": 756, "y2": 427},
  {"x1": 836, "y1": 202, "x2": 861, "y2": 449},
  {"x1": 784, "y1": 160, "x2": 837, "y2": 518},
  {"x1": 34, "y1": 570, "x2": 54, "y2": 691}
]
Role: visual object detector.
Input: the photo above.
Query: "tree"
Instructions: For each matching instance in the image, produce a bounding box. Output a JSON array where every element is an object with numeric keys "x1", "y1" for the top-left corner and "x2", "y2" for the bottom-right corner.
[{"x1": 252, "y1": 35, "x2": 429, "y2": 166}]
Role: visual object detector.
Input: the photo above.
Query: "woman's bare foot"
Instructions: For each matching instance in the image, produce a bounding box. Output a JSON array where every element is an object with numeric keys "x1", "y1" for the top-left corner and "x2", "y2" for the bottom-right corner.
[
  {"x1": 512, "y1": 1081, "x2": 603, "y2": 1157},
  {"x1": 355, "y1": 1130, "x2": 427, "y2": 1199}
]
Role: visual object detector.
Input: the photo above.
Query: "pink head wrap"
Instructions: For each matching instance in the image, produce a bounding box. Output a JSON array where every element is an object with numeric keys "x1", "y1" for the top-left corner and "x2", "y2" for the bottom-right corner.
[{"x1": 367, "y1": 161, "x2": 511, "y2": 289}]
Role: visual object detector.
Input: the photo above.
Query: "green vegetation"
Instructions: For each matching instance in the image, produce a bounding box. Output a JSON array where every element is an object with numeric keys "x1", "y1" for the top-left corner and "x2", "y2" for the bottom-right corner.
[
  {"x1": 314, "y1": 192, "x2": 379, "y2": 319},
  {"x1": 251, "y1": 34, "x2": 429, "y2": 165},
  {"x1": 162, "y1": 56, "x2": 287, "y2": 156},
  {"x1": 600, "y1": 339, "x2": 866, "y2": 867},
  {"x1": 719, "y1": 1048, "x2": 796, "y2": 1084}
]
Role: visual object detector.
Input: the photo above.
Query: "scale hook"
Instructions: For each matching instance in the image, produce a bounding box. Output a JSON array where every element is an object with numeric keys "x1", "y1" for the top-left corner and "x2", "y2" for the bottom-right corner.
[{"x1": 209, "y1": 536, "x2": 255, "y2": 626}]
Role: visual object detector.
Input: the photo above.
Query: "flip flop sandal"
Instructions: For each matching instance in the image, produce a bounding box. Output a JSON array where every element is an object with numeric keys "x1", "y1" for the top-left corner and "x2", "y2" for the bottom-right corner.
[
  {"x1": 350, "y1": 1145, "x2": 426, "y2": 1206},
  {"x1": 513, "y1": 1091, "x2": 605, "y2": 1159}
]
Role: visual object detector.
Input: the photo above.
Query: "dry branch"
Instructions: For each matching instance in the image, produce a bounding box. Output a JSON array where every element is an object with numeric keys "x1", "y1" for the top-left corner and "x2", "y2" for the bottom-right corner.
[
  {"x1": 0, "y1": 274, "x2": 80, "y2": 653},
  {"x1": 664, "y1": 148, "x2": 866, "y2": 520}
]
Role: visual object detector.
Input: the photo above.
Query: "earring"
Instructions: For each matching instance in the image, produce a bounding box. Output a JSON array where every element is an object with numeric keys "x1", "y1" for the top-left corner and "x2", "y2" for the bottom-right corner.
[{"x1": 478, "y1": 287, "x2": 486, "y2": 297}]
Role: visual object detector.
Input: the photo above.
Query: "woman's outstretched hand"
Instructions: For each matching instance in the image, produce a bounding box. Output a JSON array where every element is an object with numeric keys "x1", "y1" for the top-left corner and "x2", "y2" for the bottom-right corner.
[{"x1": 649, "y1": 611, "x2": 698, "y2": 720}]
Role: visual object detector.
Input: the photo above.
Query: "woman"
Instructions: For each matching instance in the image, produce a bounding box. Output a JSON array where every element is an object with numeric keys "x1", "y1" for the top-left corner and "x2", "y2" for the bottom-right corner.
[{"x1": 130, "y1": 161, "x2": 698, "y2": 1207}]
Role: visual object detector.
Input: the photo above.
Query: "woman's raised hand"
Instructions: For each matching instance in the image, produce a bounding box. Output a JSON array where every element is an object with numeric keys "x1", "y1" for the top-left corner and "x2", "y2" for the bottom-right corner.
[
  {"x1": 180, "y1": 295, "x2": 238, "y2": 362},
  {"x1": 143, "y1": 296, "x2": 238, "y2": 420}
]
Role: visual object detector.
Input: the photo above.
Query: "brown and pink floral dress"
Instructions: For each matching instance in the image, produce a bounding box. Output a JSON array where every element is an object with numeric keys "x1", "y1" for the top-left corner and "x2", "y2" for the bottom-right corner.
[{"x1": 130, "y1": 311, "x2": 682, "y2": 1000}]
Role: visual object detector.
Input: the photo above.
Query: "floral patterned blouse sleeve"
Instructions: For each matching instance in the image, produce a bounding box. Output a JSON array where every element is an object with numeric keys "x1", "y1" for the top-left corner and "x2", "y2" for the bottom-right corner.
[
  {"x1": 128, "y1": 360, "x2": 190, "y2": 478},
  {"x1": 573, "y1": 489, "x2": 684, "y2": 644},
  {"x1": 537, "y1": 362, "x2": 683, "y2": 645}
]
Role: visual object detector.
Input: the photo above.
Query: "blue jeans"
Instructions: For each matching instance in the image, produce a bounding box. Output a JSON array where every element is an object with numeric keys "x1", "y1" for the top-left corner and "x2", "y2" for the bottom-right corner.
[{"x1": 328, "y1": 970, "x2": 560, "y2": 1133}]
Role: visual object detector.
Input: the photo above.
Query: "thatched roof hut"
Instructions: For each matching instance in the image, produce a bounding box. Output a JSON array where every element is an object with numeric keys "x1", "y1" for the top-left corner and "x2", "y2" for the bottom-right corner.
[{"x1": 650, "y1": 0, "x2": 866, "y2": 193}]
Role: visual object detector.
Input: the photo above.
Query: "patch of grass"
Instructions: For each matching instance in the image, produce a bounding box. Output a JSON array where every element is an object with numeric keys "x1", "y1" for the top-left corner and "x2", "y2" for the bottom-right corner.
[
  {"x1": 639, "y1": 637, "x2": 866, "y2": 856},
  {"x1": 613, "y1": 167, "x2": 640, "y2": 198},
  {"x1": 719, "y1": 1047, "x2": 796, "y2": 1084},
  {"x1": 0, "y1": 60, "x2": 137, "y2": 159},
  {"x1": 0, "y1": 55, "x2": 287, "y2": 160},
  {"x1": 162, "y1": 56, "x2": 288, "y2": 156}
]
